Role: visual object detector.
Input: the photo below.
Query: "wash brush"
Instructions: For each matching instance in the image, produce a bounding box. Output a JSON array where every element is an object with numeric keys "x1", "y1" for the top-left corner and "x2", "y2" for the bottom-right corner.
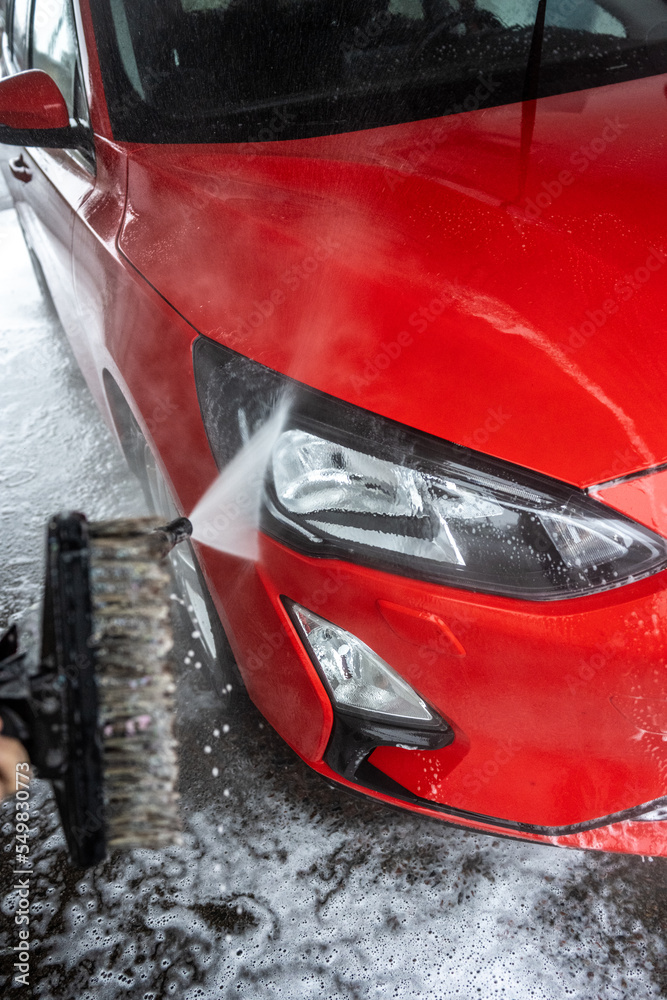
[{"x1": 0, "y1": 512, "x2": 192, "y2": 867}]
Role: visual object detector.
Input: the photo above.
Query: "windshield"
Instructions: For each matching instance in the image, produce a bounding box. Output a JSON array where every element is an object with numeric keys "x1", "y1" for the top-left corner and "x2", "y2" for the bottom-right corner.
[{"x1": 90, "y1": 0, "x2": 667, "y2": 143}]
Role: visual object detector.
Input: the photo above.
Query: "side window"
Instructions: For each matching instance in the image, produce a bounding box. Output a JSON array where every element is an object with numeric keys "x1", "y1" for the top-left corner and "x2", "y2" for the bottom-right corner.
[
  {"x1": 480, "y1": 0, "x2": 625, "y2": 37},
  {"x1": 32, "y1": 0, "x2": 78, "y2": 116},
  {"x1": 11, "y1": 0, "x2": 30, "y2": 69},
  {"x1": 0, "y1": 0, "x2": 10, "y2": 36}
]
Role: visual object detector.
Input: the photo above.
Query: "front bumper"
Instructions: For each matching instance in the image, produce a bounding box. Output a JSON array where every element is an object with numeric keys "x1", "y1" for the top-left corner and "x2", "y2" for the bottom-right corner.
[{"x1": 197, "y1": 531, "x2": 667, "y2": 855}]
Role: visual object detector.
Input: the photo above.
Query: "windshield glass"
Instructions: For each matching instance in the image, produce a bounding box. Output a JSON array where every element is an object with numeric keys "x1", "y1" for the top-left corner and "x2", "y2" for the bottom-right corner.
[{"x1": 90, "y1": 0, "x2": 667, "y2": 143}]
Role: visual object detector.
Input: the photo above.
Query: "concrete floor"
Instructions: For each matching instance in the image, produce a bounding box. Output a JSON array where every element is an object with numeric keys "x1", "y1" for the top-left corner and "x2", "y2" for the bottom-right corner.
[{"x1": 1, "y1": 179, "x2": 666, "y2": 999}]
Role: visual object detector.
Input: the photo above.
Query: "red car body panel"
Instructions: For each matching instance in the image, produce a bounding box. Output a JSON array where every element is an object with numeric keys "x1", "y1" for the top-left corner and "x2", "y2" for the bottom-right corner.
[
  {"x1": 593, "y1": 467, "x2": 667, "y2": 537},
  {"x1": 0, "y1": 68, "x2": 69, "y2": 128},
  {"x1": 4, "y1": 0, "x2": 667, "y2": 854},
  {"x1": 117, "y1": 73, "x2": 667, "y2": 489}
]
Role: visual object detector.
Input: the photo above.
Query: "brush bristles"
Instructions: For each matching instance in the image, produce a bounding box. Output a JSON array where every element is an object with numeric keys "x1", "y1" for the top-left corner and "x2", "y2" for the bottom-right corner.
[{"x1": 89, "y1": 517, "x2": 182, "y2": 851}]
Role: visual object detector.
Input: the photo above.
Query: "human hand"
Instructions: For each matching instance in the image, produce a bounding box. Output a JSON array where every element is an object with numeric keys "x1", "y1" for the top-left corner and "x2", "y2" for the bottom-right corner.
[{"x1": 0, "y1": 719, "x2": 30, "y2": 800}]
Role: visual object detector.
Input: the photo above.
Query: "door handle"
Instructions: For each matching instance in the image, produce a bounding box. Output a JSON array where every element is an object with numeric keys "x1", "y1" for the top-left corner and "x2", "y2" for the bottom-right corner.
[{"x1": 9, "y1": 155, "x2": 32, "y2": 184}]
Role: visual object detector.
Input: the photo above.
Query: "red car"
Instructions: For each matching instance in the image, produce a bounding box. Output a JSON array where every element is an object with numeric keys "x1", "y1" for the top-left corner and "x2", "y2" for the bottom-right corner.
[{"x1": 2, "y1": 0, "x2": 667, "y2": 856}]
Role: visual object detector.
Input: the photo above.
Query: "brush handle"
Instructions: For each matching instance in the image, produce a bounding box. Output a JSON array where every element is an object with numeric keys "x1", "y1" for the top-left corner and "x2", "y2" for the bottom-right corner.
[{"x1": 0, "y1": 622, "x2": 66, "y2": 774}]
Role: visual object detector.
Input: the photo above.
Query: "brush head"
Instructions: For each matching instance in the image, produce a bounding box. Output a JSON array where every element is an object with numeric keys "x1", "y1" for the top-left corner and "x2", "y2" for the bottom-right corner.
[
  {"x1": 88, "y1": 517, "x2": 182, "y2": 852},
  {"x1": 1, "y1": 514, "x2": 184, "y2": 866}
]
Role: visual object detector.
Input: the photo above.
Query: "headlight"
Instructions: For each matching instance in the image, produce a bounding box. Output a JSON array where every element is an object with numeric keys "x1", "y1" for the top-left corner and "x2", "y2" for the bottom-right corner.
[{"x1": 194, "y1": 336, "x2": 667, "y2": 601}]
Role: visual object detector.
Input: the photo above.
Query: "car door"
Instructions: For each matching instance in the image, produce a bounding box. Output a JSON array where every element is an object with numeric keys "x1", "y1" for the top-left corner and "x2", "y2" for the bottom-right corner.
[{"x1": 6, "y1": 0, "x2": 94, "y2": 337}]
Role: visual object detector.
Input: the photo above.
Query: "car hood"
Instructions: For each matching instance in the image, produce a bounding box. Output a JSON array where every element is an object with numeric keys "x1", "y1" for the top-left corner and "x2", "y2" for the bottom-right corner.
[{"x1": 119, "y1": 73, "x2": 667, "y2": 488}]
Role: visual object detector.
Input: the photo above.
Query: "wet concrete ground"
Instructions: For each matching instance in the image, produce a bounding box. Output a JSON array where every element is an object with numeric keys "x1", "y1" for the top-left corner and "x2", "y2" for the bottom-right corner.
[{"x1": 1, "y1": 185, "x2": 666, "y2": 999}]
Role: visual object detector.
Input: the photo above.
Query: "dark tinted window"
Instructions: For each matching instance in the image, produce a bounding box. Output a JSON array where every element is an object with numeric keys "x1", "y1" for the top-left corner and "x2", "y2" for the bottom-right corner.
[
  {"x1": 90, "y1": 0, "x2": 667, "y2": 143},
  {"x1": 11, "y1": 0, "x2": 30, "y2": 69}
]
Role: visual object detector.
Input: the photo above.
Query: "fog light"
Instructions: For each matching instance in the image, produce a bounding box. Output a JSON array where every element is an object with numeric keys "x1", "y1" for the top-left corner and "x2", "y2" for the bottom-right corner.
[
  {"x1": 286, "y1": 601, "x2": 454, "y2": 783},
  {"x1": 290, "y1": 603, "x2": 434, "y2": 723}
]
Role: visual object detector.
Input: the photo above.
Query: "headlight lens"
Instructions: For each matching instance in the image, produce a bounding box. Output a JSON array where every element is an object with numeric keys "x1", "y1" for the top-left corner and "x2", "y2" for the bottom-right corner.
[
  {"x1": 194, "y1": 336, "x2": 667, "y2": 601},
  {"x1": 266, "y1": 426, "x2": 667, "y2": 598}
]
